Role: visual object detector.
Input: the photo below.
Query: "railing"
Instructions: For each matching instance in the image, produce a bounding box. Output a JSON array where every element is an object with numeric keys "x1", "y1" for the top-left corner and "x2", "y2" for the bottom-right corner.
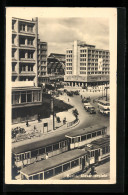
[{"x1": 67, "y1": 119, "x2": 78, "y2": 128}]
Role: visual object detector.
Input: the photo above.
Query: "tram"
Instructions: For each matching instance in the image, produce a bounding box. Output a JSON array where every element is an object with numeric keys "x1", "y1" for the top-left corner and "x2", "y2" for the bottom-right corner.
[
  {"x1": 20, "y1": 135, "x2": 110, "y2": 180},
  {"x1": 65, "y1": 124, "x2": 107, "y2": 150},
  {"x1": 12, "y1": 133, "x2": 68, "y2": 168},
  {"x1": 12, "y1": 124, "x2": 108, "y2": 168}
]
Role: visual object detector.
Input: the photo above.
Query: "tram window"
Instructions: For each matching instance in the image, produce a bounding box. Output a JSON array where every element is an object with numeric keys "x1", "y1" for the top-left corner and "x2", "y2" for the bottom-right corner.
[
  {"x1": 29, "y1": 176, "x2": 32, "y2": 180},
  {"x1": 71, "y1": 159, "x2": 79, "y2": 168},
  {"x1": 92, "y1": 132, "x2": 96, "y2": 137},
  {"x1": 40, "y1": 173, "x2": 43, "y2": 180},
  {"x1": 108, "y1": 146, "x2": 110, "y2": 152},
  {"x1": 33, "y1": 174, "x2": 39, "y2": 180},
  {"x1": 53, "y1": 143, "x2": 59, "y2": 151},
  {"x1": 63, "y1": 162, "x2": 70, "y2": 172},
  {"x1": 55, "y1": 165, "x2": 62, "y2": 175},
  {"x1": 46, "y1": 145, "x2": 52, "y2": 153},
  {"x1": 39, "y1": 147, "x2": 45, "y2": 155},
  {"x1": 31, "y1": 150, "x2": 38, "y2": 158},
  {"x1": 74, "y1": 137, "x2": 78, "y2": 143},
  {"x1": 72, "y1": 138, "x2": 74, "y2": 143},
  {"x1": 44, "y1": 169, "x2": 53, "y2": 179},
  {"x1": 20, "y1": 153, "x2": 25, "y2": 161},
  {"x1": 91, "y1": 151, "x2": 93, "y2": 157},
  {"x1": 97, "y1": 131, "x2": 101, "y2": 136},
  {"x1": 102, "y1": 129, "x2": 105, "y2": 134},
  {"x1": 87, "y1": 151, "x2": 90, "y2": 158},
  {"x1": 102, "y1": 147, "x2": 105, "y2": 155},
  {"x1": 25, "y1": 153, "x2": 30, "y2": 159},
  {"x1": 78, "y1": 137, "x2": 80, "y2": 142},
  {"x1": 93, "y1": 151, "x2": 94, "y2": 156},
  {"x1": 81, "y1": 135, "x2": 86, "y2": 141},
  {"x1": 106, "y1": 146, "x2": 109, "y2": 153},
  {"x1": 87, "y1": 134, "x2": 91, "y2": 139},
  {"x1": 65, "y1": 140, "x2": 67, "y2": 146}
]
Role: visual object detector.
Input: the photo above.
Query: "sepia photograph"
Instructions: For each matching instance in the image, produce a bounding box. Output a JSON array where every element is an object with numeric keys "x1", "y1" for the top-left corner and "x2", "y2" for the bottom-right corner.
[{"x1": 5, "y1": 7, "x2": 117, "y2": 185}]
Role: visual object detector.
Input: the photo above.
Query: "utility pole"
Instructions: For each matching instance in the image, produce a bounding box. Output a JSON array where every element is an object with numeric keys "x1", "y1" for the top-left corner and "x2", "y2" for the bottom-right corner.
[{"x1": 51, "y1": 94, "x2": 55, "y2": 130}]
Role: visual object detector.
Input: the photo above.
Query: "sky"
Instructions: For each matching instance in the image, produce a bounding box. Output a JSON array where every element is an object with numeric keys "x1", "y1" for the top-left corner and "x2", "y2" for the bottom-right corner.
[{"x1": 38, "y1": 17, "x2": 109, "y2": 56}]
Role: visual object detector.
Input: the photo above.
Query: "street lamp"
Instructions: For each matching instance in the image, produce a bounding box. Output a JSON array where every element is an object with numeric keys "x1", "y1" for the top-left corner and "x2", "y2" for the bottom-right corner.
[
  {"x1": 105, "y1": 86, "x2": 109, "y2": 101},
  {"x1": 51, "y1": 92, "x2": 55, "y2": 130}
]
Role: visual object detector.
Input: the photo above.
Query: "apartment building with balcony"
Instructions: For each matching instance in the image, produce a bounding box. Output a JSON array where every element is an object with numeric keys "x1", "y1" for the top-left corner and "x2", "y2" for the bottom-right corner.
[
  {"x1": 37, "y1": 40, "x2": 49, "y2": 85},
  {"x1": 11, "y1": 17, "x2": 42, "y2": 124},
  {"x1": 64, "y1": 40, "x2": 110, "y2": 87}
]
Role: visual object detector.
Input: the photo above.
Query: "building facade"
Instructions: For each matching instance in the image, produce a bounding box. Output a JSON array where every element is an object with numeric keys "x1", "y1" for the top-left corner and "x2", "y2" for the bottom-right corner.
[
  {"x1": 47, "y1": 53, "x2": 65, "y2": 83},
  {"x1": 37, "y1": 40, "x2": 49, "y2": 84},
  {"x1": 64, "y1": 40, "x2": 110, "y2": 87},
  {"x1": 11, "y1": 17, "x2": 42, "y2": 124}
]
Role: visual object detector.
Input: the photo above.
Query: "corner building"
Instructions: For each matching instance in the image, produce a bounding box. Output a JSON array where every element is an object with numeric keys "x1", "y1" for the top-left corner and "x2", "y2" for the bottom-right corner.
[
  {"x1": 64, "y1": 40, "x2": 110, "y2": 87},
  {"x1": 11, "y1": 17, "x2": 42, "y2": 124}
]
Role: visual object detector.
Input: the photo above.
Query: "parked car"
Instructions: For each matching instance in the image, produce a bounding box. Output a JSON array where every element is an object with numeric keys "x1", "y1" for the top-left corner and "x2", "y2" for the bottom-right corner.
[
  {"x1": 74, "y1": 90, "x2": 79, "y2": 95},
  {"x1": 88, "y1": 106, "x2": 96, "y2": 114},
  {"x1": 99, "y1": 108, "x2": 110, "y2": 116},
  {"x1": 84, "y1": 103, "x2": 91, "y2": 109},
  {"x1": 84, "y1": 104, "x2": 92, "y2": 111}
]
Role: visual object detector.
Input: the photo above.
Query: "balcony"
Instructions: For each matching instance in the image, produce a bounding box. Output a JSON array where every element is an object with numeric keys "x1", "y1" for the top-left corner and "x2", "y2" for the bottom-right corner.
[
  {"x1": 19, "y1": 58, "x2": 35, "y2": 63},
  {"x1": 19, "y1": 44, "x2": 35, "y2": 49},
  {"x1": 19, "y1": 71, "x2": 36, "y2": 76},
  {"x1": 12, "y1": 71, "x2": 18, "y2": 76}
]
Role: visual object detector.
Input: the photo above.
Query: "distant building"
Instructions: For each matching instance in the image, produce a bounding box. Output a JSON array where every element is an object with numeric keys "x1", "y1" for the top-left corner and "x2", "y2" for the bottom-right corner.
[
  {"x1": 47, "y1": 53, "x2": 66, "y2": 82},
  {"x1": 11, "y1": 17, "x2": 42, "y2": 124},
  {"x1": 64, "y1": 40, "x2": 110, "y2": 87},
  {"x1": 37, "y1": 40, "x2": 49, "y2": 84}
]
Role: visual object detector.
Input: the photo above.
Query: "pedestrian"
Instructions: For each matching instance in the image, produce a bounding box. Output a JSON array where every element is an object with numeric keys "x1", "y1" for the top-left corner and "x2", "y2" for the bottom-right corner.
[
  {"x1": 81, "y1": 95, "x2": 82, "y2": 99},
  {"x1": 68, "y1": 98, "x2": 69, "y2": 102},
  {"x1": 26, "y1": 120, "x2": 29, "y2": 127}
]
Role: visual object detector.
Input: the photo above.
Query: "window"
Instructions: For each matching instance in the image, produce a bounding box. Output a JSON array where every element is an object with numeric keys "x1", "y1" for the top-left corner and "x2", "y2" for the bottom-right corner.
[
  {"x1": 28, "y1": 52, "x2": 33, "y2": 59},
  {"x1": 28, "y1": 65, "x2": 33, "y2": 71},
  {"x1": 44, "y1": 169, "x2": 53, "y2": 179},
  {"x1": 97, "y1": 131, "x2": 101, "y2": 136},
  {"x1": 28, "y1": 38, "x2": 33, "y2": 45},
  {"x1": 40, "y1": 173, "x2": 43, "y2": 180},
  {"x1": 12, "y1": 50, "x2": 15, "y2": 58},
  {"x1": 55, "y1": 165, "x2": 62, "y2": 175},
  {"x1": 12, "y1": 35, "x2": 15, "y2": 44},
  {"x1": 20, "y1": 24, "x2": 25, "y2": 31},
  {"x1": 39, "y1": 147, "x2": 45, "y2": 155},
  {"x1": 29, "y1": 176, "x2": 32, "y2": 180},
  {"x1": 102, "y1": 147, "x2": 105, "y2": 155},
  {"x1": 27, "y1": 92, "x2": 32, "y2": 102},
  {"x1": 63, "y1": 162, "x2": 70, "y2": 172},
  {"x1": 46, "y1": 145, "x2": 52, "y2": 153},
  {"x1": 27, "y1": 25, "x2": 33, "y2": 32},
  {"x1": 12, "y1": 64, "x2": 15, "y2": 72},
  {"x1": 87, "y1": 134, "x2": 91, "y2": 139},
  {"x1": 12, "y1": 21, "x2": 15, "y2": 30},
  {"x1": 33, "y1": 174, "x2": 39, "y2": 180},
  {"x1": 81, "y1": 135, "x2": 86, "y2": 141},
  {"x1": 21, "y1": 92, "x2": 26, "y2": 103},
  {"x1": 71, "y1": 159, "x2": 79, "y2": 168},
  {"x1": 53, "y1": 143, "x2": 59, "y2": 151},
  {"x1": 31, "y1": 149, "x2": 38, "y2": 158},
  {"x1": 92, "y1": 132, "x2": 96, "y2": 137}
]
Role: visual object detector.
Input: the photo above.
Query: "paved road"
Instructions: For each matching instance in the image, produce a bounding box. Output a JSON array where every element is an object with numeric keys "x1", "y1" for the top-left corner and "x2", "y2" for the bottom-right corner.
[{"x1": 12, "y1": 89, "x2": 109, "y2": 148}]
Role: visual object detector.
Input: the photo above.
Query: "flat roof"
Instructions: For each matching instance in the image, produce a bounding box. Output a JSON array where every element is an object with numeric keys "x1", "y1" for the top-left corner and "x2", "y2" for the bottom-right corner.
[
  {"x1": 91, "y1": 135, "x2": 110, "y2": 147},
  {"x1": 65, "y1": 124, "x2": 107, "y2": 138},
  {"x1": 12, "y1": 133, "x2": 66, "y2": 154},
  {"x1": 20, "y1": 149, "x2": 87, "y2": 176}
]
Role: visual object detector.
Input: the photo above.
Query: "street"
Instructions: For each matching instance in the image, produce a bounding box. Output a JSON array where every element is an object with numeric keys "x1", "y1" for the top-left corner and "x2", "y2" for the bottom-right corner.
[{"x1": 12, "y1": 88, "x2": 110, "y2": 148}]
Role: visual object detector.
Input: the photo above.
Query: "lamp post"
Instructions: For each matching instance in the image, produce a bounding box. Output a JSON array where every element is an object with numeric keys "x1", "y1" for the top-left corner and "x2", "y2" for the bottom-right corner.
[
  {"x1": 51, "y1": 92, "x2": 55, "y2": 130},
  {"x1": 105, "y1": 86, "x2": 109, "y2": 101}
]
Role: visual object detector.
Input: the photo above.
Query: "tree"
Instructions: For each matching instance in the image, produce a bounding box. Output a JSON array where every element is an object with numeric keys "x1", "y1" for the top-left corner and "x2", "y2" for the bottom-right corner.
[{"x1": 72, "y1": 109, "x2": 79, "y2": 120}]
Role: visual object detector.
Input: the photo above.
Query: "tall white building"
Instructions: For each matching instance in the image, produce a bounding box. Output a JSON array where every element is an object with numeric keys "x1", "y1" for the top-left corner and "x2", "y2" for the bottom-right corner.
[
  {"x1": 11, "y1": 17, "x2": 42, "y2": 124},
  {"x1": 64, "y1": 40, "x2": 110, "y2": 87}
]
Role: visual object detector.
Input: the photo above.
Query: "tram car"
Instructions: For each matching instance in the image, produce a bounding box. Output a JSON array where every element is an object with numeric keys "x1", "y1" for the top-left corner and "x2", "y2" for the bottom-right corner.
[
  {"x1": 12, "y1": 124, "x2": 107, "y2": 168},
  {"x1": 85, "y1": 135, "x2": 110, "y2": 165},
  {"x1": 20, "y1": 149, "x2": 88, "y2": 180},
  {"x1": 12, "y1": 133, "x2": 68, "y2": 168},
  {"x1": 65, "y1": 124, "x2": 107, "y2": 150},
  {"x1": 20, "y1": 135, "x2": 110, "y2": 180}
]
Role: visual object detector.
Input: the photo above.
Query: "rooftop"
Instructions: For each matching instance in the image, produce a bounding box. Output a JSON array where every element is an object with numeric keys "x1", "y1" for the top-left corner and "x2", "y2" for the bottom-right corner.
[
  {"x1": 20, "y1": 149, "x2": 87, "y2": 176},
  {"x1": 12, "y1": 133, "x2": 66, "y2": 154},
  {"x1": 65, "y1": 124, "x2": 107, "y2": 138}
]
